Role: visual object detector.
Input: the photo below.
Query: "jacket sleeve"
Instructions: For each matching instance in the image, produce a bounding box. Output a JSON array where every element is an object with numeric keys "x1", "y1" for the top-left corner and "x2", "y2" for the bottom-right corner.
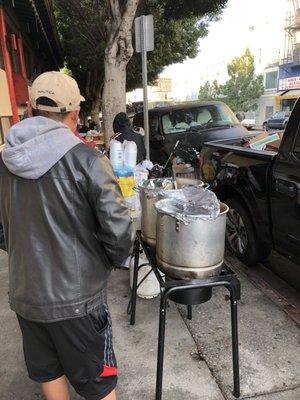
[{"x1": 87, "y1": 154, "x2": 135, "y2": 267}]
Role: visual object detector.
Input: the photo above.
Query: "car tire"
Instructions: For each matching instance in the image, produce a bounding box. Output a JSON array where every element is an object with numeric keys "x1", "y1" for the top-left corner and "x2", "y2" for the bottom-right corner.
[
  {"x1": 225, "y1": 198, "x2": 268, "y2": 266},
  {"x1": 263, "y1": 122, "x2": 269, "y2": 131}
]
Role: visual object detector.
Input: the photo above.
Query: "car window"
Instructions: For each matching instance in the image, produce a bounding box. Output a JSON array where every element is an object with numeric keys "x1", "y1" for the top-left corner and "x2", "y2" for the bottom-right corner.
[
  {"x1": 162, "y1": 104, "x2": 238, "y2": 135},
  {"x1": 149, "y1": 115, "x2": 159, "y2": 136},
  {"x1": 273, "y1": 111, "x2": 285, "y2": 118},
  {"x1": 133, "y1": 114, "x2": 143, "y2": 128}
]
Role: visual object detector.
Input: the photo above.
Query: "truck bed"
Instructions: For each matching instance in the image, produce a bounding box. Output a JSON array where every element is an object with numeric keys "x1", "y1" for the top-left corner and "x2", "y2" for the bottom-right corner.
[{"x1": 203, "y1": 137, "x2": 278, "y2": 161}]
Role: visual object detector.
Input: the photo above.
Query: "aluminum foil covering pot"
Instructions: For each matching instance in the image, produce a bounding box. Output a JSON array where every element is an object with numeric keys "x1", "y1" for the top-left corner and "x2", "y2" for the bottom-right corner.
[{"x1": 155, "y1": 198, "x2": 228, "y2": 279}]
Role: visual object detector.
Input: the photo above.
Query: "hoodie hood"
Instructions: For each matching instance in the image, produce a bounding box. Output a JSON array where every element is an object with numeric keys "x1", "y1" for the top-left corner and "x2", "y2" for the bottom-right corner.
[
  {"x1": 113, "y1": 112, "x2": 131, "y2": 134},
  {"x1": 2, "y1": 116, "x2": 82, "y2": 179}
]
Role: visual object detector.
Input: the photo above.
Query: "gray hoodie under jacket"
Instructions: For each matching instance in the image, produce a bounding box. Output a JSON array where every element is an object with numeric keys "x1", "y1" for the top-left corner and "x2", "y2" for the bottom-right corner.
[{"x1": 2, "y1": 116, "x2": 82, "y2": 179}]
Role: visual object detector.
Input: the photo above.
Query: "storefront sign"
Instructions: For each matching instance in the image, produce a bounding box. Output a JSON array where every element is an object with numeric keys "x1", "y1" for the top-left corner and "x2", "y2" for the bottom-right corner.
[
  {"x1": 278, "y1": 76, "x2": 300, "y2": 90},
  {"x1": 278, "y1": 64, "x2": 300, "y2": 90}
]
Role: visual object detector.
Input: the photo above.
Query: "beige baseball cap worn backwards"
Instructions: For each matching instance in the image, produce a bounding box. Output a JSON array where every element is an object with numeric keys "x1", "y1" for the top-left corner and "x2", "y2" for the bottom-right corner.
[{"x1": 30, "y1": 71, "x2": 85, "y2": 113}]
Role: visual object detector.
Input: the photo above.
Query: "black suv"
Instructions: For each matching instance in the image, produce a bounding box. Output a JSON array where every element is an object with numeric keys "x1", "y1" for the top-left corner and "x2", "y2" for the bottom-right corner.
[
  {"x1": 133, "y1": 101, "x2": 247, "y2": 165},
  {"x1": 263, "y1": 111, "x2": 291, "y2": 131}
]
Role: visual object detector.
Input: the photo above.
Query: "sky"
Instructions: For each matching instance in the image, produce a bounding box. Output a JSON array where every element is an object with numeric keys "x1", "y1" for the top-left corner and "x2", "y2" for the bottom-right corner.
[{"x1": 161, "y1": 0, "x2": 290, "y2": 100}]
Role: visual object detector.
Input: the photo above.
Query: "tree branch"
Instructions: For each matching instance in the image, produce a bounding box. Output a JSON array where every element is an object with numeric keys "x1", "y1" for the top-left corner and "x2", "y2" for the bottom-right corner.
[
  {"x1": 115, "y1": 0, "x2": 139, "y2": 64},
  {"x1": 109, "y1": 0, "x2": 121, "y2": 21}
]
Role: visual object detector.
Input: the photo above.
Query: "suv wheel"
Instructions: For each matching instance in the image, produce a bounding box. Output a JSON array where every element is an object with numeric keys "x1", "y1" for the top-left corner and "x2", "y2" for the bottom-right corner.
[{"x1": 225, "y1": 198, "x2": 267, "y2": 265}]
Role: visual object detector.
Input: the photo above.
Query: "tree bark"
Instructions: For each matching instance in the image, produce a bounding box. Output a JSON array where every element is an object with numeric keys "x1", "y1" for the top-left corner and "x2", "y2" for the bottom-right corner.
[
  {"x1": 90, "y1": 98, "x2": 101, "y2": 130},
  {"x1": 102, "y1": 59, "x2": 126, "y2": 145},
  {"x1": 102, "y1": 0, "x2": 140, "y2": 147}
]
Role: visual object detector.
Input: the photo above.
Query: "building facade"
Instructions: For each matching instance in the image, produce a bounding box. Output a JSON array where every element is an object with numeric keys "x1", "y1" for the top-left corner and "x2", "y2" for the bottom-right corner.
[
  {"x1": 0, "y1": 0, "x2": 62, "y2": 143},
  {"x1": 256, "y1": 63, "x2": 300, "y2": 127},
  {"x1": 257, "y1": 3, "x2": 300, "y2": 126},
  {"x1": 126, "y1": 77, "x2": 173, "y2": 108}
]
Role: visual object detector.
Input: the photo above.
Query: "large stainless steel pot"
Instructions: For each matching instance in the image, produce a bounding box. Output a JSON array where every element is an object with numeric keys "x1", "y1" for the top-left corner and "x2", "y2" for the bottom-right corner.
[
  {"x1": 156, "y1": 202, "x2": 229, "y2": 279},
  {"x1": 140, "y1": 178, "x2": 205, "y2": 247}
]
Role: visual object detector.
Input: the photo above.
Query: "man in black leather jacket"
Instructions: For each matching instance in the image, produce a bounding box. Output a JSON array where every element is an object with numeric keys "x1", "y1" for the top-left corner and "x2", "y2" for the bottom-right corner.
[{"x1": 0, "y1": 72, "x2": 134, "y2": 400}]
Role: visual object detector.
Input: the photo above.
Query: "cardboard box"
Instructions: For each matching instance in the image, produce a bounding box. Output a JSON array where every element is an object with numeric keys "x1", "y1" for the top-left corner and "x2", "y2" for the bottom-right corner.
[
  {"x1": 248, "y1": 131, "x2": 269, "y2": 146},
  {"x1": 249, "y1": 133, "x2": 280, "y2": 150}
]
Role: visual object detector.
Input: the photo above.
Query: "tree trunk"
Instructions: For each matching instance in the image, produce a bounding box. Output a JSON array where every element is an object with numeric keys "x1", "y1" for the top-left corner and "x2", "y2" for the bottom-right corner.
[
  {"x1": 90, "y1": 98, "x2": 101, "y2": 130},
  {"x1": 102, "y1": 0, "x2": 140, "y2": 148},
  {"x1": 102, "y1": 58, "x2": 126, "y2": 146}
]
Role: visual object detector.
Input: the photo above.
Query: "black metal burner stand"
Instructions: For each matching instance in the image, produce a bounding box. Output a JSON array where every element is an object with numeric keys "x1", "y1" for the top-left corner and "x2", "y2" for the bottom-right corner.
[{"x1": 128, "y1": 232, "x2": 241, "y2": 400}]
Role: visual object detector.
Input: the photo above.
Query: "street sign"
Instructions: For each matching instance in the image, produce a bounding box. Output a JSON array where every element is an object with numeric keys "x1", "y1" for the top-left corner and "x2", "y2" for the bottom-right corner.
[
  {"x1": 134, "y1": 15, "x2": 154, "y2": 160},
  {"x1": 135, "y1": 15, "x2": 154, "y2": 53}
]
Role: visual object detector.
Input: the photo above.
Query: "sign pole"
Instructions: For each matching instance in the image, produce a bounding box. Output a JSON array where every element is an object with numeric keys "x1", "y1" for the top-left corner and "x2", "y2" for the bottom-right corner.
[
  {"x1": 141, "y1": 16, "x2": 150, "y2": 160},
  {"x1": 135, "y1": 14, "x2": 154, "y2": 160}
]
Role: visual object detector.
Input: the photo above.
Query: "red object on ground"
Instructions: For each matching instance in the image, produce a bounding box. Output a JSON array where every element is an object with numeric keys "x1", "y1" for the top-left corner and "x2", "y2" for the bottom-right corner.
[{"x1": 100, "y1": 365, "x2": 118, "y2": 377}]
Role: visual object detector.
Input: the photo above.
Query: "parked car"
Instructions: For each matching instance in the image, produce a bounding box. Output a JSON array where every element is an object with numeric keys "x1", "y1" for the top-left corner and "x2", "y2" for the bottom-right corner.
[
  {"x1": 241, "y1": 117, "x2": 256, "y2": 130},
  {"x1": 133, "y1": 101, "x2": 248, "y2": 165},
  {"x1": 263, "y1": 111, "x2": 290, "y2": 131},
  {"x1": 200, "y1": 98, "x2": 300, "y2": 274},
  {"x1": 240, "y1": 112, "x2": 256, "y2": 130}
]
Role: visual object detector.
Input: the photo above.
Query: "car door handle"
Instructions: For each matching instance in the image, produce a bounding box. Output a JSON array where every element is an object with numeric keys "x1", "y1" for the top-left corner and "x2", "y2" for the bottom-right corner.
[{"x1": 275, "y1": 179, "x2": 296, "y2": 197}]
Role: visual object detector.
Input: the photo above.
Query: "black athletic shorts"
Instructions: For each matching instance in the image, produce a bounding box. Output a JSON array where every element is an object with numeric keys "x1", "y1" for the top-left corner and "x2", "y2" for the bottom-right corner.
[{"x1": 17, "y1": 304, "x2": 117, "y2": 400}]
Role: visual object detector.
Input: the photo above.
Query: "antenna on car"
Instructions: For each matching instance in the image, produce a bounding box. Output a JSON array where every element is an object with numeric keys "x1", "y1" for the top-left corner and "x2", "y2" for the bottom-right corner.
[{"x1": 163, "y1": 140, "x2": 180, "y2": 172}]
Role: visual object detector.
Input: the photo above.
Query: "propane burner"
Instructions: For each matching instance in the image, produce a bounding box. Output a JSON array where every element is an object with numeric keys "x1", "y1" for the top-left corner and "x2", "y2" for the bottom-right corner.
[
  {"x1": 165, "y1": 277, "x2": 212, "y2": 305},
  {"x1": 128, "y1": 232, "x2": 241, "y2": 400}
]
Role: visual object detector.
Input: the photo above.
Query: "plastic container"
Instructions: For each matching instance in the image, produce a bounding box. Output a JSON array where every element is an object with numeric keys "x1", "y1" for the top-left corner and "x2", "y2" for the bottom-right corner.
[
  {"x1": 110, "y1": 139, "x2": 123, "y2": 170},
  {"x1": 134, "y1": 166, "x2": 149, "y2": 187},
  {"x1": 129, "y1": 252, "x2": 161, "y2": 299},
  {"x1": 118, "y1": 175, "x2": 135, "y2": 198},
  {"x1": 124, "y1": 140, "x2": 137, "y2": 170}
]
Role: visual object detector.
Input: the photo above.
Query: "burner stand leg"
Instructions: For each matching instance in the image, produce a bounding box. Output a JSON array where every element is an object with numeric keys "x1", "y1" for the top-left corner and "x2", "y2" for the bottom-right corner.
[
  {"x1": 230, "y1": 296, "x2": 240, "y2": 398},
  {"x1": 130, "y1": 239, "x2": 140, "y2": 326},
  {"x1": 187, "y1": 305, "x2": 193, "y2": 320},
  {"x1": 155, "y1": 290, "x2": 169, "y2": 400}
]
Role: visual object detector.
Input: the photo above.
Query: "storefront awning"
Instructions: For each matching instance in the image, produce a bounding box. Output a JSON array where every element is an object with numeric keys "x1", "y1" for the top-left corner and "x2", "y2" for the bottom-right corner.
[{"x1": 279, "y1": 89, "x2": 300, "y2": 97}]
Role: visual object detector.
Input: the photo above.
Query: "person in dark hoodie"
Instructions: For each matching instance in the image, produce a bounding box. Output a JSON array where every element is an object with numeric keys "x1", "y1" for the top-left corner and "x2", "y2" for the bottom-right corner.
[
  {"x1": 112, "y1": 112, "x2": 146, "y2": 164},
  {"x1": 0, "y1": 71, "x2": 134, "y2": 400}
]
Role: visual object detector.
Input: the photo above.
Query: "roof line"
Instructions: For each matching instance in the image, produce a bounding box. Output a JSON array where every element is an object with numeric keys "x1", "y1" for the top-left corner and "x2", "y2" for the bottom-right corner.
[{"x1": 29, "y1": 0, "x2": 60, "y2": 69}]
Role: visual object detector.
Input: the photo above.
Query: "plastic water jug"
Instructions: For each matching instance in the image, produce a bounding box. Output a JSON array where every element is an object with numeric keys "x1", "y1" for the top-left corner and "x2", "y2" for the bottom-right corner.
[
  {"x1": 129, "y1": 252, "x2": 161, "y2": 299},
  {"x1": 110, "y1": 140, "x2": 123, "y2": 170},
  {"x1": 124, "y1": 140, "x2": 137, "y2": 170}
]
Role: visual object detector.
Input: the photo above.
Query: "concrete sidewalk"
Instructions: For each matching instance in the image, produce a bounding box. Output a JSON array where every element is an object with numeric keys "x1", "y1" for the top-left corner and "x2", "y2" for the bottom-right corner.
[{"x1": 0, "y1": 250, "x2": 299, "y2": 399}]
